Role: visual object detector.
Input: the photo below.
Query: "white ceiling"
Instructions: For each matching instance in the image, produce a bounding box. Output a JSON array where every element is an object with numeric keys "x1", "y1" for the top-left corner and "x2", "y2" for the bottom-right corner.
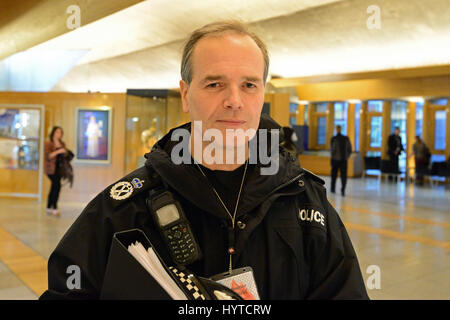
[{"x1": 21, "y1": 0, "x2": 450, "y2": 92}]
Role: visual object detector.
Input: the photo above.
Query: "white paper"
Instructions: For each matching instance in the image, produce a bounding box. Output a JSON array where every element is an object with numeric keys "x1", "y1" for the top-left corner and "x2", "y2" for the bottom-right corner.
[{"x1": 127, "y1": 241, "x2": 187, "y2": 300}]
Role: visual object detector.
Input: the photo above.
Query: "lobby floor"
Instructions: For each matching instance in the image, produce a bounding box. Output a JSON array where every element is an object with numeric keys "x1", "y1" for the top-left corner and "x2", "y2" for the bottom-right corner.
[{"x1": 0, "y1": 176, "x2": 448, "y2": 300}]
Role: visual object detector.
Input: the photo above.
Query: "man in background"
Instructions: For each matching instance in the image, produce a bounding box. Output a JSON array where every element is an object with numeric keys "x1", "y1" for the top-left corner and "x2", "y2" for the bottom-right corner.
[
  {"x1": 330, "y1": 125, "x2": 352, "y2": 196},
  {"x1": 387, "y1": 127, "x2": 404, "y2": 175}
]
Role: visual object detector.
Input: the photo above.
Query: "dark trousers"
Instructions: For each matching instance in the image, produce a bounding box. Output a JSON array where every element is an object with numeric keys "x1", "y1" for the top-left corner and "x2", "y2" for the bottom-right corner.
[
  {"x1": 47, "y1": 173, "x2": 61, "y2": 209},
  {"x1": 331, "y1": 160, "x2": 348, "y2": 193}
]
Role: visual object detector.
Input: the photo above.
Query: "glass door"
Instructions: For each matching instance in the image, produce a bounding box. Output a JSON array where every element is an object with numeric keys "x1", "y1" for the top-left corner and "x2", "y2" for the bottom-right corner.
[
  {"x1": 430, "y1": 107, "x2": 447, "y2": 163},
  {"x1": 368, "y1": 115, "x2": 382, "y2": 150}
]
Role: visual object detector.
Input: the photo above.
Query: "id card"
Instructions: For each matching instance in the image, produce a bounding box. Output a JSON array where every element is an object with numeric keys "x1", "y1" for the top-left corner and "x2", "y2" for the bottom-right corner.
[{"x1": 210, "y1": 267, "x2": 260, "y2": 300}]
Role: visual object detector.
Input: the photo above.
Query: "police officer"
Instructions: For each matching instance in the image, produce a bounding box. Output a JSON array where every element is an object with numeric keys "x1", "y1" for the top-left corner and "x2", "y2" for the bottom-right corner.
[{"x1": 40, "y1": 21, "x2": 368, "y2": 300}]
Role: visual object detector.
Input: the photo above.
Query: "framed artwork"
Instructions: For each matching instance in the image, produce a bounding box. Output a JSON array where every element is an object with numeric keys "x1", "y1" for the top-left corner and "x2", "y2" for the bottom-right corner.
[{"x1": 75, "y1": 107, "x2": 112, "y2": 164}]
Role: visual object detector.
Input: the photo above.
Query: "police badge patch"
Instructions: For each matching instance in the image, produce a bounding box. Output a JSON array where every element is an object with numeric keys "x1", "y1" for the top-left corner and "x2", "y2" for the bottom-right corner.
[{"x1": 110, "y1": 181, "x2": 134, "y2": 200}]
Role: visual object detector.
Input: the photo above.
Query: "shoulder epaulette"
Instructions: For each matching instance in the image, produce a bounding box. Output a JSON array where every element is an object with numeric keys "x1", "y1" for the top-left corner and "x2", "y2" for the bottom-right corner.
[
  {"x1": 301, "y1": 168, "x2": 325, "y2": 185},
  {"x1": 106, "y1": 165, "x2": 161, "y2": 208}
]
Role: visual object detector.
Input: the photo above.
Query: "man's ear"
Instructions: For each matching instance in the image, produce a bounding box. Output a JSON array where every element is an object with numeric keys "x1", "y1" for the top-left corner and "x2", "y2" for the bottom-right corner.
[{"x1": 179, "y1": 80, "x2": 189, "y2": 113}]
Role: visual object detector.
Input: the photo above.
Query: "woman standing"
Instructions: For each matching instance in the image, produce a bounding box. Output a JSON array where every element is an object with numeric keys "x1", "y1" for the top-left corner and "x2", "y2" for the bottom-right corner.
[
  {"x1": 410, "y1": 136, "x2": 430, "y2": 185},
  {"x1": 44, "y1": 126, "x2": 67, "y2": 216}
]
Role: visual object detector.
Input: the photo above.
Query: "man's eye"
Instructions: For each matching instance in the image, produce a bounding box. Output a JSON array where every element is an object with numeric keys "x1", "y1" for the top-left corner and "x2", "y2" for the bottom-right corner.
[
  {"x1": 245, "y1": 83, "x2": 257, "y2": 88},
  {"x1": 207, "y1": 83, "x2": 220, "y2": 88}
]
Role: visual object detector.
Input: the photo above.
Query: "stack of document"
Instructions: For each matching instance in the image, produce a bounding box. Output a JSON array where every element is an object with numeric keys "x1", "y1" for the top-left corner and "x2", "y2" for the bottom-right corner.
[{"x1": 127, "y1": 241, "x2": 187, "y2": 300}]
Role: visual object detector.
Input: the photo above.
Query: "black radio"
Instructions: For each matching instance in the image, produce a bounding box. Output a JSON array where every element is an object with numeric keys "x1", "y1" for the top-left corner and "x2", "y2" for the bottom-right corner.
[{"x1": 149, "y1": 190, "x2": 202, "y2": 266}]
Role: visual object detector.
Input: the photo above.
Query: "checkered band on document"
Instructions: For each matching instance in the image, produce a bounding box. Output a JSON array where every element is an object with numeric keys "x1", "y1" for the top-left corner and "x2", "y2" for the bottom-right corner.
[{"x1": 169, "y1": 267, "x2": 206, "y2": 300}]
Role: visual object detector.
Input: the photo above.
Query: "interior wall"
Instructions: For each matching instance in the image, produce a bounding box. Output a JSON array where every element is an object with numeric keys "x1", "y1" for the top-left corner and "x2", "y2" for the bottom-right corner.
[{"x1": 0, "y1": 91, "x2": 127, "y2": 203}]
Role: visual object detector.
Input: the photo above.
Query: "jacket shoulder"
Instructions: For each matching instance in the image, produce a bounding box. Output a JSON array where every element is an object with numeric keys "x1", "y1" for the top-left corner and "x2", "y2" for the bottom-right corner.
[
  {"x1": 301, "y1": 168, "x2": 325, "y2": 186},
  {"x1": 102, "y1": 165, "x2": 161, "y2": 208}
]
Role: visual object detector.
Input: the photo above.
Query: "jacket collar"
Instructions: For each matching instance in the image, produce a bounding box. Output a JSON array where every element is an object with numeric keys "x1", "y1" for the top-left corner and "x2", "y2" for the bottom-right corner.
[{"x1": 146, "y1": 116, "x2": 305, "y2": 219}]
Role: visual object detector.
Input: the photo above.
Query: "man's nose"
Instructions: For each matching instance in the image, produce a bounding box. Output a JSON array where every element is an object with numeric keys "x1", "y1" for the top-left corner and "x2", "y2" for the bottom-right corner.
[{"x1": 223, "y1": 85, "x2": 243, "y2": 110}]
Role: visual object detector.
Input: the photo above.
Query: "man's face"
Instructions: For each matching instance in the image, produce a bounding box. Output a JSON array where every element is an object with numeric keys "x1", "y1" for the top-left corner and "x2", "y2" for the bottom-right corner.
[
  {"x1": 180, "y1": 33, "x2": 265, "y2": 146},
  {"x1": 395, "y1": 129, "x2": 400, "y2": 136}
]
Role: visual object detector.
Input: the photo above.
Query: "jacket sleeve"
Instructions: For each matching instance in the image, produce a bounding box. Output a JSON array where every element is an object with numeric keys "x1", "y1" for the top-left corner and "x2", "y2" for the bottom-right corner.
[
  {"x1": 306, "y1": 199, "x2": 369, "y2": 300},
  {"x1": 39, "y1": 192, "x2": 117, "y2": 300}
]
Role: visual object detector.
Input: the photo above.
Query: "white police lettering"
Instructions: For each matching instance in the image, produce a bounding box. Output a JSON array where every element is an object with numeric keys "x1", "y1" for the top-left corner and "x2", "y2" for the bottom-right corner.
[{"x1": 298, "y1": 208, "x2": 325, "y2": 226}]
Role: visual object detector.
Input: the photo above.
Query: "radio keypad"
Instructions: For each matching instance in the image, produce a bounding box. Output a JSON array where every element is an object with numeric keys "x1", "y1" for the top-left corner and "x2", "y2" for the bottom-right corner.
[{"x1": 166, "y1": 224, "x2": 197, "y2": 264}]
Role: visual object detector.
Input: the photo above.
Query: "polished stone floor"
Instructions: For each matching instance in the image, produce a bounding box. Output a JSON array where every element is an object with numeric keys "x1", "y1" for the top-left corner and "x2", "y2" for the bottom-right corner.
[{"x1": 0, "y1": 176, "x2": 448, "y2": 300}]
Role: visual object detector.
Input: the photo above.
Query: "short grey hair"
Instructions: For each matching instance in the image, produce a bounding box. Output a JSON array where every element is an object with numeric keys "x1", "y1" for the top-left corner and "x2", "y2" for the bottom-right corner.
[{"x1": 181, "y1": 20, "x2": 269, "y2": 84}]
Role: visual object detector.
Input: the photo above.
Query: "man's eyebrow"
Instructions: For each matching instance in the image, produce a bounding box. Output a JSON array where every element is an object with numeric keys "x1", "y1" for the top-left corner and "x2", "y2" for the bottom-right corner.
[
  {"x1": 244, "y1": 76, "x2": 263, "y2": 83},
  {"x1": 200, "y1": 75, "x2": 225, "y2": 84},
  {"x1": 200, "y1": 75, "x2": 263, "y2": 83}
]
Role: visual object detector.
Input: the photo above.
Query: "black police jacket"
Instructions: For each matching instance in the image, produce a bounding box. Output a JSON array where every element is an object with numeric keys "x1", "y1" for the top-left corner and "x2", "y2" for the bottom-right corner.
[{"x1": 40, "y1": 119, "x2": 369, "y2": 300}]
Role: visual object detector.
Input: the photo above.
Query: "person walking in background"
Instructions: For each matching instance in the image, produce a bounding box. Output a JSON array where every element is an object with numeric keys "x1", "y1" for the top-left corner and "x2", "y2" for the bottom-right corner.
[
  {"x1": 387, "y1": 127, "x2": 404, "y2": 175},
  {"x1": 44, "y1": 126, "x2": 67, "y2": 216},
  {"x1": 410, "y1": 136, "x2": 430, "y2": 185},
  {"x1": 330, "y1": 125, "x2": 352, "y2": 196}
]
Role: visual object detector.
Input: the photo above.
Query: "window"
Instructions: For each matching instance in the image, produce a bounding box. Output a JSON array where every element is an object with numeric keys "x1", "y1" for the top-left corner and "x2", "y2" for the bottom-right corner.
[
  {"x1": 315, "y1": 102, "x2": 328, "y2": 113},
  {"x1": 368, "y1": 100, "x2": 383, "y2": 112},
  {"x1": 289, "y1": 103, "x2": 298, "y2": 126},
  {"x1": 430, "y1": 98, "x2": 448, "y2": 106},
  {"x1": 415, "y1": 101, "x2": 424, "y2": 138},
  {"x1": 304, "y1": 104, "x2": 308, "y2": 125},
  {"x1": 334, "y1": 102, "x2": 348, "y2": 135},
  {"x1": 289, "y1": 103, "x2": 298, "y2": 113},
  {"x1": 390, "y1": 100, "x2": 407, "y2": 171},
  {"x1": 366, "y1": 151, "x2": 381, "y2": 157},
  {"x1": 370, "y1": 116, "x2": 382, "y2": 148},
  {"x1": 317, "y1": 116, "x2": 326, "y2": 145},
  {"x1": 431, "y1": 154, "x2": 446, "y2": 163},
  {"x1": 354, "y1": 103, "x2": 361, "y2": 152},
  {"x1": 390, "y1": 101, "x2": 407, "y2": 134},
  {"x1": 434, "y1": 110, "x2": 446, "y2": 150}
]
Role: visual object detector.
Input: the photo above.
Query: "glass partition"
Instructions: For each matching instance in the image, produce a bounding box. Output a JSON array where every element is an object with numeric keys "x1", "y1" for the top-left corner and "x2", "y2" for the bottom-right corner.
[
  {"x1": 317, "y1": 116, "x2": 326, "y2": 145},
  {"x1": 391, "y1": 100, "x2": 407, "y2": 171},
  {"x1": 434, "y1": 110, "x2": 446, "y2": 151},
  {"x1": 0, "y1": 105, "x2": 44, "y2": 198},
  {"x1": 354, "y1": 103, "x2": 361, "y2": 152},
  {"x1": 369, "y1": 116, "x2": 382, "y2": 148},
  {"x1": 334, "y1": 102, "x2": 348, "y2": 135},
  {"x1": 315, "y1": 102, "x2": 328, "y2": 113},
  {"x1": 415, "y1": 101, "x2": 424, "y2": 137},
  {"x1": 368, "y1": 100, "x2": 383, "y2": 112},
  {"x1": 125, "y1": 95, "x2": 167, "y2": 173}
]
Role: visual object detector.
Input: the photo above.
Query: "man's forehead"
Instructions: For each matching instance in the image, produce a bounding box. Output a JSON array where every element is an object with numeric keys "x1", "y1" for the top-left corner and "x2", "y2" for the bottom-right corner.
[{"x1": 190, "y1": 33, "x2": 264, "y2": 76}]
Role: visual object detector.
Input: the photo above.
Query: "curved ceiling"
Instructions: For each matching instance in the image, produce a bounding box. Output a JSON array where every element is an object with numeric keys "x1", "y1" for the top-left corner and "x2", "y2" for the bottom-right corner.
[{"x1": 2, "y1": 0, "x2": 450, "y2": 92}]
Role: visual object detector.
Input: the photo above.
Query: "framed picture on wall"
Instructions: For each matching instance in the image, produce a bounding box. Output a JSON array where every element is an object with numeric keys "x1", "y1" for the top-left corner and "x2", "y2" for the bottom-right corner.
[{"x1": 75, "y1": 107, "x2": 112, "y2": 164}]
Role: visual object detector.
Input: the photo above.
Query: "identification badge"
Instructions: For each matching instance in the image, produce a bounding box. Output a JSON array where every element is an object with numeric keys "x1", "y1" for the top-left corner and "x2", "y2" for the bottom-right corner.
[{"x1": 210, "y1": 267, "x2": 260, "y2": 300}]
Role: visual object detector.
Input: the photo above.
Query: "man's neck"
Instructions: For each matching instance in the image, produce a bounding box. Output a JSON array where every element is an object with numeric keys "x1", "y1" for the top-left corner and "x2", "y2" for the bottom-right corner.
[{"x1": 189, "y1": 135, "x2": 249, "y2": 171}]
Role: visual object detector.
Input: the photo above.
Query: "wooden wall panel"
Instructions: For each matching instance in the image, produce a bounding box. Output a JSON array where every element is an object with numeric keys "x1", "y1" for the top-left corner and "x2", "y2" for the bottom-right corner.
[
  {"x1": 347, "y1": 103, "x2": 356, "y2": 150},
  {"x1": 296, "y1": 76, "x2": 450, "y2": 102},
  {"x1": 406, "y1": 102, "x2": 416, "y2": 172},
  {"x1": 265, "y1": 93, "x2": 290, "y2": 127},
  {"x1": 0, "y1": 92, "x2": 126, "y2": 203}
]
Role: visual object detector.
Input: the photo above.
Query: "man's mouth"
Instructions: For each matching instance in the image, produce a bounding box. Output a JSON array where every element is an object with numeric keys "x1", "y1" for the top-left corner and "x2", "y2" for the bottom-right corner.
[{"x1": 216, "y1": 119, "x2": 246, "y2": 127}]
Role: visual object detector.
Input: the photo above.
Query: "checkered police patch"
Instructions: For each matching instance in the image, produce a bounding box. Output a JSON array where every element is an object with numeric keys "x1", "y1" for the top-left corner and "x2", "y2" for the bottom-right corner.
[{"x1": 169, "y1": 267, "x2": 205, "y2": 300}]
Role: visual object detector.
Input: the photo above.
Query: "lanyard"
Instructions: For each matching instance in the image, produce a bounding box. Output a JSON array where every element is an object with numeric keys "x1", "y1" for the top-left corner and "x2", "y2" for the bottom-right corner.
[{"x1": 195, "y1": 160, "x2": 248, "y2": 273}]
